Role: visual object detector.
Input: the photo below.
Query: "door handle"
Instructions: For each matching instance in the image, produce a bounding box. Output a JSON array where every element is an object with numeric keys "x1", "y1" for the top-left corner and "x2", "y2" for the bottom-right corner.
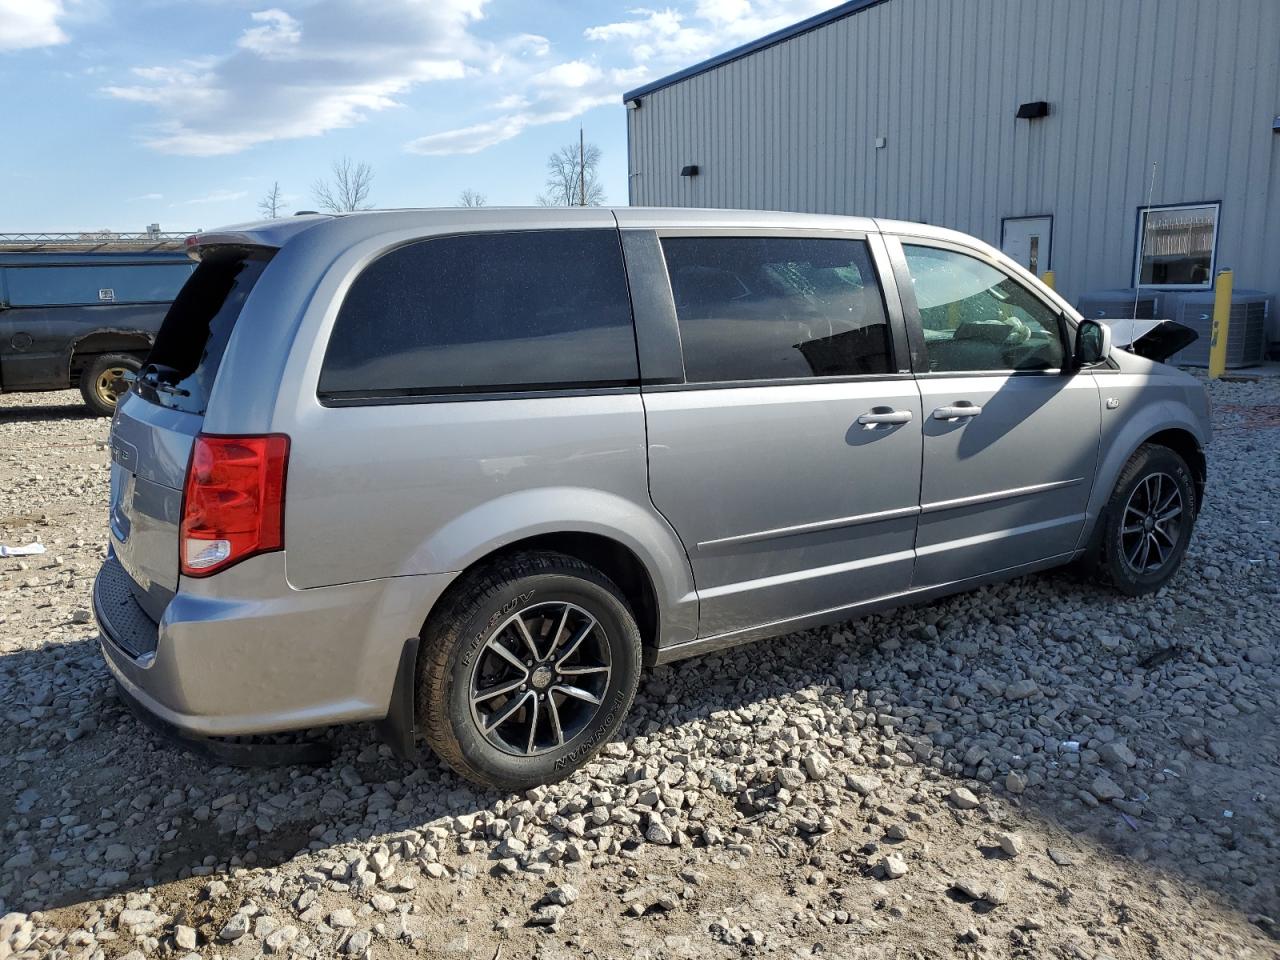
[
  {"x1": 856, "y1": 409, "x2": 914, "y2": 426},
  {"x1": 932, "y1": 403, "x2": 983, "y2": 421}
]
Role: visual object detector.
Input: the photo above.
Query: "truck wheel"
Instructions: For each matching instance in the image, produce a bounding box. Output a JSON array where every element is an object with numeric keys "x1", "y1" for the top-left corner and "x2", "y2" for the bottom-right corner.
[
  {"x1": 1096, "y1": 444, "x2": 1198, "y2": 596},
  {"x1": 418, "y1": 551, "x2": 641, "y2": 792},
  {"x1": 80, "y1": 353, "x2": 141, "y2": 416}
]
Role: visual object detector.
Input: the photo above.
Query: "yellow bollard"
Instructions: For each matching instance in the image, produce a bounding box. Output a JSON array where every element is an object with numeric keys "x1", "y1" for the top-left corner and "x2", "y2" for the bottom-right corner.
[
  {"x1": 1208, "y1": 268, "x2": 1233, "y2": 379},
  {"x1": 1041, "y1": 270, "x2": 1056, "y2": 290}
]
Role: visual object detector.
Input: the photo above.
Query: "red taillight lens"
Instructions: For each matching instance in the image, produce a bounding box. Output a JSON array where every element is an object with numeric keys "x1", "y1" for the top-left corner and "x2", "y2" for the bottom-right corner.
[{"x1": 180, "y1": 434, "x2": 289, "y2": 577}]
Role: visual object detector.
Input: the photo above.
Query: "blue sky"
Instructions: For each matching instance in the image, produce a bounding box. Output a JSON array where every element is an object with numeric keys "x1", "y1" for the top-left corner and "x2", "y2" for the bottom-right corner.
[{"x1": 0, "y1": 0, "x2": 833, "y2": 232}]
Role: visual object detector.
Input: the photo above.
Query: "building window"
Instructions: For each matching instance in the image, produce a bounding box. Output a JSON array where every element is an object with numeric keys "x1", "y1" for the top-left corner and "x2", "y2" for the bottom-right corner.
[{"x1": 1134, "y1": 202, "x2": 1219, "y2": 287}]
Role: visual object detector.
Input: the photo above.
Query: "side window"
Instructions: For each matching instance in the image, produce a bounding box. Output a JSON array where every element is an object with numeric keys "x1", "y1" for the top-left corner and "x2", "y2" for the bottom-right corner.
[
  {"x1": 902, "y1": 244, "x2": 1066, "y2": 373},
  {"x1": 319, "y1": 229, "x2": 637, "y2": 399},
  {"x1": 661, "y1": 236, "x2": 893, "y2": 383}
]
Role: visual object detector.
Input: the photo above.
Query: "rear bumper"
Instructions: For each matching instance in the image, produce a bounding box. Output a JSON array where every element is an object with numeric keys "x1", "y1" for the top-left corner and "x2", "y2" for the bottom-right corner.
[{"x1": 94, "y1": 551, "x2": 454, "y2": 737}]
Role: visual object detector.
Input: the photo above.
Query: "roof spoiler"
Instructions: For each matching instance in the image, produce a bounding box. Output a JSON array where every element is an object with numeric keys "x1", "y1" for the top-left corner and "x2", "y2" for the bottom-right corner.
[{"x1": 184, "y1": 214, "x2": 332, "y2": 260}]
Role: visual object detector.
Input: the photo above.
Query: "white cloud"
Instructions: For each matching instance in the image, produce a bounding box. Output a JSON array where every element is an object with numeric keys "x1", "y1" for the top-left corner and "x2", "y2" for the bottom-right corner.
[
  {"x1": 236, "y1": 9, "x2": 302, "y2": 58},
  {"x1": 586, "y1": 0, "x2": 833, "y2": 67},
  {"x1": 532, "y1": 60, "x2": 602, "y2": 90},
  {"x1": 129, "y1": 193, "x2": 164, "y2": 202},
  {"x1": 407, "y1": 0, "x2": 831, "y2": 156},
  {"x1": 171, "y1": 189, "x2": 249, "y2": 206},
  {"x1": 105, "y1": 0, "x2": 838, "y2": 159},
  {"x1": 104, "y1": 0, "x2": 486, "y2": 155},
  {"x1": 0, "y1": 0, "x2": 69, "y2": 52},
  {"x1": 406, "y1": 92, "x2": 616, "y2": 155}
]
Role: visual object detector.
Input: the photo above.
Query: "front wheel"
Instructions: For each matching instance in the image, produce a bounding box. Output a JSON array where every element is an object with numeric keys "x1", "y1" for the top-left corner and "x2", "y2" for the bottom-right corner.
[
  {"x1": 1096, "y1": 444, "x2": 1198, "y2": 596},
  {"x1": 418, "y1": 551, "x2": 641, "y2": 791},
  {"x1": 80, "y1": 353, "x2": 142, "y2": 416}
]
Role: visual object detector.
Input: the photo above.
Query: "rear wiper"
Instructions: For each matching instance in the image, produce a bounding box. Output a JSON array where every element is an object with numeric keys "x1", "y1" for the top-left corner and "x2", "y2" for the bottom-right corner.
[{"x1": 137, "y1": 363, "x2": 191, "y2": 398}]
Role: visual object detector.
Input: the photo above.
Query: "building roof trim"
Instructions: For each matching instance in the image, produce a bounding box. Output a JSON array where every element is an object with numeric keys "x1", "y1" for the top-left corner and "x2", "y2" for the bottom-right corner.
[{"x1": 621, "y1": 0, "x2": 891, "y2": 102}]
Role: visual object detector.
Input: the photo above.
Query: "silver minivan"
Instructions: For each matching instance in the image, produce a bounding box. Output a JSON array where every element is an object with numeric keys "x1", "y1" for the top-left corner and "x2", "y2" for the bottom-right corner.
[{"x1": 94, "y1": 208, "x2": 1210, "y2": 789}]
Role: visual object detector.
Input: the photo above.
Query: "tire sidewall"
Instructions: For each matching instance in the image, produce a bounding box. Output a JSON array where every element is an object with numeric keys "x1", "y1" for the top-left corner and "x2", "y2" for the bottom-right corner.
[
  {"x1": 1104, "y1": 446, "x2": 1197, "y2": 593},
  {"x1": 442, "y1": 570, "x2": 640, "y2": 785}
]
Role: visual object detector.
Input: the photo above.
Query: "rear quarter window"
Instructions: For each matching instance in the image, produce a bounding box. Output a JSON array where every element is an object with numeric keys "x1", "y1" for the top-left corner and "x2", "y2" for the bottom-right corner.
[{"x1": 318, "y1": 229, "x2": 638, "y2": 401}]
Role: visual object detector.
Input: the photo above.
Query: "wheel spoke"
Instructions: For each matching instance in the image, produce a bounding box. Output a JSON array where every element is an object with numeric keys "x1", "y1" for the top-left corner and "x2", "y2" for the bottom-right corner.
[
  {"x1": 1152, "y1": 523, "x2": 1177, "y2": 547},
  {"x1": 526, "y1": 696, "x2": 540, "y2": 754},
  {"x1": 1121, "y1": 523, "x2": 1145, "y2": 535},
  {"x1": 471, "y1": 676, "x2": 525, "y2": 706},
  {"x1": 1148, "y1": 532, "x2": 1167, "y2": 565},
  {"x1": 558, "y1": 664, "x2": 610, "y2": 677},
  {"x1": 554, "y1": 617, "x2": 597, "y2": 667},
  {"x1": 486, "y1": 640, "x2": 530, "y2": 675},
  {"x1": 1126, "y1": 534, "x2": 1145, "y2": 567},
  {"x1": 544, "y1": 605, "x2": 572, "y2": 659},
  {"x1": 553, "y1": 684, "x2": 602, "y2": 706},
  {"x1": 511, "y1": 614, "x2": 541, "y2": 661},
  {"x1": 546, "y1": 695, "x2": 565, "y2": 746},
  {"x1": 1156, "y1": 504, "x2": 1182, "y2": 523},
  {"x1": 1137, "y1": 536, "x2": 1151, "y2": 571},
  {"x1": 484, "y1": 690, "x2": 532, "y2": 732}
]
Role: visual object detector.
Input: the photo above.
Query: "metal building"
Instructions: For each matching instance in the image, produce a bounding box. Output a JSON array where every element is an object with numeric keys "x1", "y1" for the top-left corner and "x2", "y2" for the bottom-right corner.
[{"x1": 624, "y1": 0, "x2": 1280, "y2": 337}]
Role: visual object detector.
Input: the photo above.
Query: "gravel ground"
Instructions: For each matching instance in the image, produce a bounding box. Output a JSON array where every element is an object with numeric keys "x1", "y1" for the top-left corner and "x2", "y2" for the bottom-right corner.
[{"x1": 1, "y1": 381, "x2": 1278, "y2": 960}]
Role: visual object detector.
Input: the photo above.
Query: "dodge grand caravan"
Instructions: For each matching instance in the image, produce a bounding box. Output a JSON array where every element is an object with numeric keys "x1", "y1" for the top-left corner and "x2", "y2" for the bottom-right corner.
[{"x1": 94, "y1": 208, "x2": 1210, "y2": 790}]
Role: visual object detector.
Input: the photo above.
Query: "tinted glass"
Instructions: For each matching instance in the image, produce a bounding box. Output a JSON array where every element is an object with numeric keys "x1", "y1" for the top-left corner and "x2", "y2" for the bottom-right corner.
[
  {"x1": 1136, "y1": 204, "x2": 1217, "y2": 286},
  {"x1": 661, "y1": 236, "x2": 892, "y2": 383},
  {"x1": 320, "y1": 230, "x2": 637, "y2": 399},
  {"x1": 140, "y1": 248, "x2": 273, "y2": 414},
  {"x1": 903, "y1": 245, "x2": 1065, "y2": 372},
  {"x1": 5, "y1": 262, "x2": 193, "y2": 306}
]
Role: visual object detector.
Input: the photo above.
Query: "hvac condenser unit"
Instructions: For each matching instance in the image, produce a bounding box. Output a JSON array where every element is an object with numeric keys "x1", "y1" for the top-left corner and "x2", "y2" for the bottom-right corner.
[
  {"x1": 1161, "y1": 289, "x2": 1270, "y2": 368},
  {"x1": 1075, "y1": 288, "x2": 1163, "y2": 323}
]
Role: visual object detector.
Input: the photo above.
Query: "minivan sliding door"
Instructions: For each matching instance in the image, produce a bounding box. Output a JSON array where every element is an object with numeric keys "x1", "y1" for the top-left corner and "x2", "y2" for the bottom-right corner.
[{"x1": 626, "y1": 228, "x2": 923, "y2": 642}]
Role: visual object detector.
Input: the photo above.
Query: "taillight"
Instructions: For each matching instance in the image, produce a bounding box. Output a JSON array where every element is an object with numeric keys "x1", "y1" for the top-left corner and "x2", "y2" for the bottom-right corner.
[{"x1": 180, "y1": 434, "x2": 289, "y2": 577}]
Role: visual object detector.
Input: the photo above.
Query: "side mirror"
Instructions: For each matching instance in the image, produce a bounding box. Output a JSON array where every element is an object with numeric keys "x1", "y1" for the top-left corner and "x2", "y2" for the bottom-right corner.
[{"x1": 1074, "y1": 318, "x2": 1111, "y2": 368}]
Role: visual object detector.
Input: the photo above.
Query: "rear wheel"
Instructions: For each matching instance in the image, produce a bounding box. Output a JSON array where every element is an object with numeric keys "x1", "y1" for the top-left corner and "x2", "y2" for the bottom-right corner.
[
  {"x1": 80, "y1": 353, "x2": 141, "y2": 416},
  {"x1": 1096, "y1": 444, "x2": 1198, "y2": 595},
  {"x1": 418, "y1": 551, "x2": 641, "y2": 791}
]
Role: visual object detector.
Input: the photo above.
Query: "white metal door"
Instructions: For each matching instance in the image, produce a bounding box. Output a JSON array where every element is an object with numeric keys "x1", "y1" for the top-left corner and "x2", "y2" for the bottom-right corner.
[{"x1": 1001, "y1": 216, "x2": 1052, "y2": 277}]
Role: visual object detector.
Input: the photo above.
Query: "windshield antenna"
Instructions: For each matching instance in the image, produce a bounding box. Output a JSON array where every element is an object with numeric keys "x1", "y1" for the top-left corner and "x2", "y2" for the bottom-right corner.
[{"x1": 1132, "y1": 161, "x2": 1158, "y2": 349}]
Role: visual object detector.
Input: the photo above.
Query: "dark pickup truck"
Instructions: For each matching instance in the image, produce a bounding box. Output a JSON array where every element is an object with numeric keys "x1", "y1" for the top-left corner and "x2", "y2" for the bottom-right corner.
[{"x1": 0, "y1": 238, "x2": 194, "y2": 415}]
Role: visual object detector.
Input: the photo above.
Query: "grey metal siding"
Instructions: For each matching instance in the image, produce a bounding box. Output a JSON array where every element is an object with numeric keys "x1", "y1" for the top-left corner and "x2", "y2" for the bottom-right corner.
[{"x1": 627, "y1": 0, "x2": 1280, "y2": 309}]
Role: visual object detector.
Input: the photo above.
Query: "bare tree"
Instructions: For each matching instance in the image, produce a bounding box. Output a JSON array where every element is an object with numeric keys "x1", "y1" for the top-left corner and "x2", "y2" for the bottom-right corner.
[
  {"x1": 257, "y1": 181, "x2": 284, "y2": 219},
  {"x1": 312, "y1": 157, "x2": 374, "y2": 213},
  {"x1": 456, "y1": 189, "x2": 487, "y2": 207},
  {"x1": 536, "y1": 139, "x2": 605, "y2": 207}
]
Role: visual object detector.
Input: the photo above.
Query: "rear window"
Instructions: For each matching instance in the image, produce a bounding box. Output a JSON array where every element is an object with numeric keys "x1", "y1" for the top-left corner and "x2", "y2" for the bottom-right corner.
[
  {"x1": 318, "y1": 229, "x2": 637, "y2": 401},
  {"x1": 138, "y1": 248, "x2": 273, "y2": 414}
]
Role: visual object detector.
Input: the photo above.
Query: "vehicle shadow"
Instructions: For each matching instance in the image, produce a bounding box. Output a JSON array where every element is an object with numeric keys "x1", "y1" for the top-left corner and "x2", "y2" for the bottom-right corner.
[
  {"x1": 2, "y1": 563, "x2": 1275, "y2": 941},
  {"x1": 0, "y1": 402, "x2": 96, "y2": 424}
]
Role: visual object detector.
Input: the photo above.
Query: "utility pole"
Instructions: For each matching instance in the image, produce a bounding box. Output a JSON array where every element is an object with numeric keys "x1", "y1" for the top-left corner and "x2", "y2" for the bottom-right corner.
[{"x1": 579, "y1": 127, "x2": 586, "y2": 207}]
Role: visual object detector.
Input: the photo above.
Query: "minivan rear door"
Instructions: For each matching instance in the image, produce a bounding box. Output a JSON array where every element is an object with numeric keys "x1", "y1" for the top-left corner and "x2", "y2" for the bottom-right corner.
[
  {"x1": 108, "y1": 248, "x2": 274, "y2": 618},
  {"x1": 626, "y1": 225, "x2": 923, "y2": 641}
]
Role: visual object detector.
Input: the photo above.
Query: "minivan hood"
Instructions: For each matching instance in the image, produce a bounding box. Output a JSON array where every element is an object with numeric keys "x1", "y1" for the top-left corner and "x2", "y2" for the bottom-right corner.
[{"x1": 1101, "y1": 318, "x2": 1199, "y2": 364}]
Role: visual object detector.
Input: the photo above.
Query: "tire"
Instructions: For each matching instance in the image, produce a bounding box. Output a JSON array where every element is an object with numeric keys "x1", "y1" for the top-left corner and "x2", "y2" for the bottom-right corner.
[
  {"x1": 418, "y1": 551, "x2": 642, "y2": 791},
  {"x1": 80, "y1": 353, "x2": 142, "y2": 416},
  {"x1": 1095, "y1": 443, "x2": 1198, "y2": 596}
]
